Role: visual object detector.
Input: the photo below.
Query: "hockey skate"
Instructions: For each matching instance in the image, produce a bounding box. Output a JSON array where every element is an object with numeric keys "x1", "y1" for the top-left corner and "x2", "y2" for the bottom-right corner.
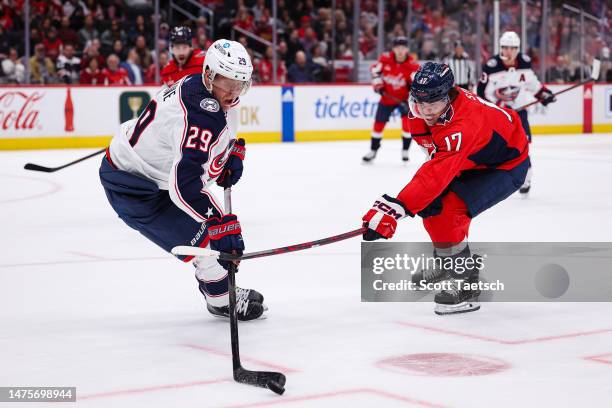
[
  {"x1": 519, "y1": 180, "x2": 531, "y2": 194},
  {"x1": 401, "y1": 150, "x2": 410, "y2": 162},
  {"x1": 434, "y1": 268, "x2": 481, "y2": 315},
  {"x1": 362, "y1": 150, "x2": 378, "y2": 162},
  {"x1": 199, "y1": 281, "x2": 267, "y2": 321}
]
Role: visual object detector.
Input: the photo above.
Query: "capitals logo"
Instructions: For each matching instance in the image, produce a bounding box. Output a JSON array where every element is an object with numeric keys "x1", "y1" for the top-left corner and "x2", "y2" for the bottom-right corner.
[{"x1": 382, "y1": 73, "x2": 407, "y2": 89}]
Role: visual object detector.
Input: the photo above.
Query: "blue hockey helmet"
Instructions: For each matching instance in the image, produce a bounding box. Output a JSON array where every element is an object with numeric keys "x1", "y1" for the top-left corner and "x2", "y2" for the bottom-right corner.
[
  {"x1": 410, "y1": 62, "x2": 455, "y2": 103},
  {"x1": 170, "y1": 26, "x2": 192, "y2": 46}
]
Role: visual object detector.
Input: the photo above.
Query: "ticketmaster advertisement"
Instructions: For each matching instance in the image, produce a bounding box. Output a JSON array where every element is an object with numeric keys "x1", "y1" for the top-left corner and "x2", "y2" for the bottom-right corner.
[{"x1": 361, "y1": 242, "x2": 612, "y2": 302}]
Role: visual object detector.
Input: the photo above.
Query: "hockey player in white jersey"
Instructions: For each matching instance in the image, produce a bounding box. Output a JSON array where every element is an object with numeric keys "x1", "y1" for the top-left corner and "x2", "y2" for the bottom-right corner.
[
  {"x1": 99, "y1": 39, "x2": 266, "y2": 321},
  {"x1": 477, "y1": 31, "x2": 556, "y2": 194}
]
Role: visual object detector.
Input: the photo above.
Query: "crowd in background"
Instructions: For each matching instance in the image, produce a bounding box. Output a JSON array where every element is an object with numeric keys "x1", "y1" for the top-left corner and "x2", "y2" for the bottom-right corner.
[{"x1": 0, "y1": 0, "x2": 609, "y2": 85}]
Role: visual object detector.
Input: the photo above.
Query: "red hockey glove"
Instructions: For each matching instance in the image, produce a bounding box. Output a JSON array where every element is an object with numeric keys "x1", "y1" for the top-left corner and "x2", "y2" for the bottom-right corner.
[
  {"x1": 535, "y1": 87, "x2": 556, "y2": 106},
  {"x1": 362, "y1": 194, "x2": 411, "y2": 241},
  {"x1": 217, "y1": 138, "x2": 246, "y2": 188}
]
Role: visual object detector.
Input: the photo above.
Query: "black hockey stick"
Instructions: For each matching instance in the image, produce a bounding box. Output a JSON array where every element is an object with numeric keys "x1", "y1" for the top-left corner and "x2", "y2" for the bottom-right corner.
[
  {"x1": 172, "y1": 227, "x2": 367, "y2": 261},
  {"x1": 24, "y1": 147, "x2": 106, "y2": 173},
  {"x1": 515, "y1": 58, "x2": 601, "y2": 111},
  {"x1": 224, "y1": 187, "x2": 286, "y2": 395}
]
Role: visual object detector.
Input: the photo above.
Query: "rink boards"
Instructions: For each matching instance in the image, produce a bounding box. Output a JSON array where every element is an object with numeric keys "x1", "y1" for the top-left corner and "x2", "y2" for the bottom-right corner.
[{"x1": 0, "y1": 83, "x2": 610, "y2": 150}]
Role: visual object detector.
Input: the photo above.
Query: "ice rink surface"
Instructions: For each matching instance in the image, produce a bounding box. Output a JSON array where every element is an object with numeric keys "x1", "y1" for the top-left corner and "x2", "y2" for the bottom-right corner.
[{"x1": 1, "y1": 134, "x2": 612, "y2": 407}]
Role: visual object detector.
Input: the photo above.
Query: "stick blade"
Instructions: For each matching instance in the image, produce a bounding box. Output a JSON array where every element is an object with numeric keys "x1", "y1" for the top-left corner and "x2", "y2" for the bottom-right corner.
[
  {"x1": 171, "y1": 245, "x2": 219, "y2": 257},
  {"x1": 24, "y1": 163, "x2": 55, "y2": 172},
  {"x1": 591, "y1": 59, "x2": 601, "y2": 81},
  {"x1": 234, "y1": 367, "x2": 286, "y2": 395}
]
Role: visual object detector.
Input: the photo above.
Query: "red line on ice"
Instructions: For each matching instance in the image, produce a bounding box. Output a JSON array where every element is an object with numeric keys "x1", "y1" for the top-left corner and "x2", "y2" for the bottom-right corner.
[
  {"x1": 395, "y1": 321, "x2": 612, "y2": 345},
  {"x1": 224, "y1": 388, "x2": 447, "y2": 408},
  {"x1": 584, "y1": 353, "x2": 612, "y2": 366},
  {"x1": 0, "y1": 173, "x2": 63, "y2": 204},
  {"x1": 182, "y1": 343, "x2": 299, "y2": 373},
  {"x1": 78, "y1": 377, "x2": 231, "y2": 400}
]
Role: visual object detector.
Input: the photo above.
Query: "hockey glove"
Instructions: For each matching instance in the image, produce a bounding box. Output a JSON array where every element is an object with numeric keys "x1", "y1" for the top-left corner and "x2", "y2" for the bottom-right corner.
[
  {"x1": 372, "y1": 77, "x2": 384, "y2": 95},
  {"x1": 362, "y1": 194, "x2": 410, "y2": 241},
  {"x1": 535, "y1": 87, "x2": 556, "y2": 106},
  {"x1": 217, "y1": 138, "x2": 246, "y2": 188},
  {"x1": 206, "y1": 214, "x2": 245, "y2": 270}
]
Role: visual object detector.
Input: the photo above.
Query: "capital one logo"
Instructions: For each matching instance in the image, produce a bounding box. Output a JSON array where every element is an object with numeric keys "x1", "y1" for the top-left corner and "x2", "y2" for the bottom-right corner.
[{"x1": 0, "y1": 91, "x2": 43, "y2": 131}]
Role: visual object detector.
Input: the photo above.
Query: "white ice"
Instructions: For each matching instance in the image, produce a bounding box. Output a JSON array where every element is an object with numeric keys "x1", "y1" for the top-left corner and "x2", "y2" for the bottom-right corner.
[{"x1": 1, "y1": 134, "x2": 612, "y2": 408}]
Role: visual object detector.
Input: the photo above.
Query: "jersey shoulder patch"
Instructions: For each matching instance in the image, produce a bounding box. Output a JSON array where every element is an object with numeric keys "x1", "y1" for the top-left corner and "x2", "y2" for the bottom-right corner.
[
  {"x1": 517, "y1": 54, "x2": 533, "y2": 69},
  {"x1": 486, "y1": 58, "x2": 498, "y2": 68}
]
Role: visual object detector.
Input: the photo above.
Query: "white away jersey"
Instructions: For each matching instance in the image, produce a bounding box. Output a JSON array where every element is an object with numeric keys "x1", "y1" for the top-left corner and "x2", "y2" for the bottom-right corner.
[
  {"x1": 477, "y1": 54, "x2": 543, "y2": 109},
  {"x1": 109, "y1": 74, "x2": 239, "y2": 222}
]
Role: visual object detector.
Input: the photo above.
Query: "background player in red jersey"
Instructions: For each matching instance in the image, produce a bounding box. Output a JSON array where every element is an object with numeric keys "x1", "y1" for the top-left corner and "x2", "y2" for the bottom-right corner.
[
  {"x1": 362, "y1": 62, "x2": 530, "y2": 315},
  {"x1": 161, "y1": 26, "x2": 206, "y2": 86},
  {"x1": 363, "y1": 37, "x2": 420, "y2": 163}
]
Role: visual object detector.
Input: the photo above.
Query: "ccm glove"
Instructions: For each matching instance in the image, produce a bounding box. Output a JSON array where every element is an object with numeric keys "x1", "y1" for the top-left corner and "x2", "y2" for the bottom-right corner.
[
  {"x1": 362, "y1": 194, "x2": 411, "y2": 241},
  {"x1": 535, "y1": 87, "x2": 556, "y2": 106},
  {"x1": 206, "y1": 214, "x2": 245, "y2": 270},
  {"x1": 217, "y1": 138, "x2": 246, "y2": 188}
]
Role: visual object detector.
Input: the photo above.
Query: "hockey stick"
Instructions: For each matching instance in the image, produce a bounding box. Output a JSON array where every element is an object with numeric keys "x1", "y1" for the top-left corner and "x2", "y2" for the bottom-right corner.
[
  {"x1": 24, "y1": 147, "x2": 106, "y2": 173},
  {"x1": 172, "y1": 227, "x2": 367, "y2": 260},
  {"x1": 223, "y1": 187, "x2": 286, "y2": 395},
  {"x1": 515, "y1": 58, "x2": 601, "y2": 111}
]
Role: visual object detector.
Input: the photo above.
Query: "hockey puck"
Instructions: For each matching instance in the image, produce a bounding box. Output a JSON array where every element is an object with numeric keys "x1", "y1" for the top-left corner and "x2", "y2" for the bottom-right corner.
[{"x1": 267, "y1": 380, "x2": 285, "y2": 395}]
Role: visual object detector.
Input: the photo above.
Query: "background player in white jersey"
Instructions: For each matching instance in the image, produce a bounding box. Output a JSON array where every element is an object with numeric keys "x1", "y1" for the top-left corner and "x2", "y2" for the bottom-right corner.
[
  {"x1": 477, "y1": 31, "x2": 556, "y2": 194},
  {"x1": 99, "y1": 40, "x2": 267, "y2": 321}
]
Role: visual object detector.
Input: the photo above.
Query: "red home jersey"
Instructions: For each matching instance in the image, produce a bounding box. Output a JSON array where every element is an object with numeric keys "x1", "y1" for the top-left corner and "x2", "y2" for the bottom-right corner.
[
  {"x1": 398, "y1": 87, "x2": 529, "y2": 214},
  {"x1": 102, "y1": 67, "x2": 131, "y2": 85},
  {"x1": 161, "y1": 50, "x2": 205, "y2": 86},
  {"x1": 371, "y1": 52, "x2": 420, "y2": 106}
]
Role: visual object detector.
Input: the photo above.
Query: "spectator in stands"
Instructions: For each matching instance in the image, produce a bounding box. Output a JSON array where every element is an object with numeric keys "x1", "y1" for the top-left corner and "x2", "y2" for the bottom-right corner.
[
  {"x1": 101, "y1": 19, "x2": 127, "y2": 55},
  {"x1": 547, "y1": 55, "x2": 571, "y2": 83},
  {"x1": 194, "y1": 27, "x2": 212, "y2": 52},
  {"x1": 112, "y1": 39, "x2": 127, "y2": 62},
  {"x1": 286, "y1": 29, "x2": 305, "y2": 63},
  {"x1": 80, "y1": 57, "x2": 105, "y2": 85},
  {"x1": 1, "y1": 47, "x2": 25, "y2": 84},
  {"x1": 288, "y1": 50, "x2": 317, "y2": 83},
  {"x1": 0, "y1": 4, "x2": 13, "y2": 31},
  {"x1": 300, "y1": 27, "x2": 318, "y2": 55},
  {"x1": 255, "y1": 45, "x2": 286, "y2": 84},
  {"x1": 29, "y1": 27, "x2": 43, "y2": 53},
  {"x1": 235, "y1": 6, "x2": 255, "y2": 32},
  {"x1": 129, "y1": 15, "x2": 151, "y2": 47},
  {"x1": 145, "y1": 49, "x2": 168, "y2": 84},
  {"x1": 43, "y1": 27, "x2": 63, "y2": 62},
  {"x1": 159, "y1": 22, "x2": 170, "y2": 43},
  {"x1": 56, "y1": 43, "x2": 81, "y2": 84},
  {"x1": 29, "y1": 43, "x2": 56, "y2": 84},
  {"x1": 311, "y1": 42, "x2": 330, "y2": 81},
  {"x1": 79, "y1": 15, "x2": 99, "y2": 46},
  {"x1": 121, "y1": 48, "x2": 144, "y2": 85},
  {"x1": 134, "y1": 35, "x2": 152, "y2": 69},
  {"x1": 58, "y1": 16, "x2": 79, "y2": 48},
  {"x1": 102, "y1": 53, "x2": 131, "y2": 85},
  {"x1": 81, "y1": 38, "x2": 105, "y2": 70},
  {"x1": 63, "y1": 0, "x2": 88, "y2": 20}
]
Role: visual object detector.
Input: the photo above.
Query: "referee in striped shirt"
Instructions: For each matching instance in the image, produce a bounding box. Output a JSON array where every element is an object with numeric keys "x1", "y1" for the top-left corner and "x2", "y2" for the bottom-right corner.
[{"x1": 443, "y1": 41, "x2": 476, "y2": 90}]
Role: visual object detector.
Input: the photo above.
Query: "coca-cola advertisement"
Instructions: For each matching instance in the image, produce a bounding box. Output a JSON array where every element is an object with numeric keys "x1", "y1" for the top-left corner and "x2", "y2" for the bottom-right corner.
[{"x1": 0, "y1": 90, "x2": 44, "y2": 132}]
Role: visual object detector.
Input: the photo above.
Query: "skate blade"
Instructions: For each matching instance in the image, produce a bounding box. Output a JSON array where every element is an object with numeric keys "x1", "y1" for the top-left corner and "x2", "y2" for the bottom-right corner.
[
  {"x1": 208, "y1": 303, "x2": 269, "y2": 321},
  {"x1": 434, "y1": 300, "x2": 480, "y2": 315}
]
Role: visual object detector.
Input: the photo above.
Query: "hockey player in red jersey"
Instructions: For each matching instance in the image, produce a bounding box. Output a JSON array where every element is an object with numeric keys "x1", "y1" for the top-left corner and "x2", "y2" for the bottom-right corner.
[
  {"x1": 362, "y1": 62, "x2": 530, "y2": 315},
  {"x1": 363, "y1": 37, "x2": 420, "y2": 163},
  {"x1": 161, "y1": 26, "x2": 206, "y2": 86}
]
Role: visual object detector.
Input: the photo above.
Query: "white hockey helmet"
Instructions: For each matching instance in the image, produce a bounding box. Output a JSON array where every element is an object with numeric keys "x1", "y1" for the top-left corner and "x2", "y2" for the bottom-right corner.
[
  {"x1": 203, "y1": 39, "x2": 253, "y2": 95},
  {"x1": 499, "y1": 31, "x2": 520, "y2": 48}
]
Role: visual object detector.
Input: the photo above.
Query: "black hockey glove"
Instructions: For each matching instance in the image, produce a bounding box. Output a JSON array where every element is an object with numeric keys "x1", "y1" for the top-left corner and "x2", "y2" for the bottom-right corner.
[
  {"x1": 535, "y1": 87, "x2": 556, "y2": 106},
  {"x1": 217, "y1": 138, "x2": 245, "y2": 188},
  {"x1": 206, "y1": 214, "x2": 244, "y2": 270}
]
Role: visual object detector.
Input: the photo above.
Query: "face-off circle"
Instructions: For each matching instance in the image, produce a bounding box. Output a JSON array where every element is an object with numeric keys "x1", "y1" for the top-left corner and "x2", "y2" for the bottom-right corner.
[{"x1": 377, "y1": 353, "x2": 510, "y2": 376}]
